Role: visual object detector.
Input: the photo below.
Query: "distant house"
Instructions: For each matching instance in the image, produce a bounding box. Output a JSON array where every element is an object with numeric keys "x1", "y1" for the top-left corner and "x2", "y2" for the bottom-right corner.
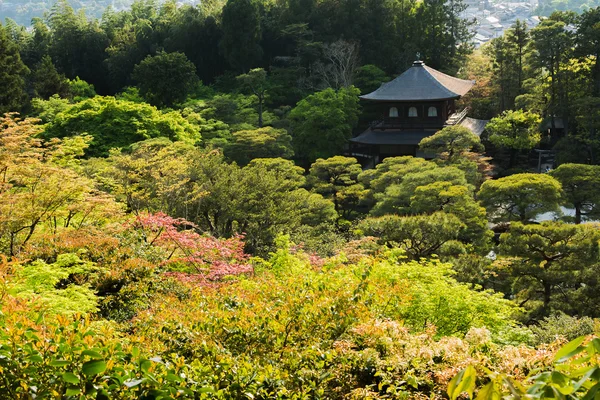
[{"x1": 349, "y1": 60, "x2": 489, "y2": 165}]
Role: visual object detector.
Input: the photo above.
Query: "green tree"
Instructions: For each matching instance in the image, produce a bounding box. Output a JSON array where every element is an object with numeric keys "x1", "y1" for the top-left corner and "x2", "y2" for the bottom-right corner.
[
  {"x1": 0, "y1": 115, "x2": 119, "y2": 256},
  {"x1": 358, "y1": 156, "x2": 436, "y2": 195},
  {"x1": 220, "y1": 0, "x2": 262, "y2": 72},
  {"x1": 353, "y1": 64, "x2": 390, "y2": 94},
  {"x1": 236, "y1": 68, "x2": 270, "y2": 127},
  {"x1": 415, "y1": 0, "x2": 474, "y2": 72},
  {"x1": 371, "y1": 165, "x2": 469, "y2": 216},
  {"x1": 47, "y1": 0, "x2": 109, "y2": 93},
  {"x1": 67, "y1": 77, "x2": 96, "y2": 101},
  {"x1": 485, "y1": 21, "x2": 531, "y2": 111},
  {"x1": 550, "y1": 163, "x2": 600, "y2": 223},
  {"x1": 419, "y1": 126, "x2": 484, "y2": 160},
  {"x1": 358, "y1": 212, "x2": 465, "y2": 259},
  {"x1": 419, "y1": 127, "x2": 491, "y2": 187},
  {"x1": 477, "y1": 173, "x2": 562, "y2": 223},
  {"x1": 43, "y1": 96, "x2": 201, "y2": 156},
  {"x1": 577, "y1": 8, "x2": 600, "y2": 96},
  {"x1": 32, "y1": 55, "x2": 70, "y2": 99},
  {"x1": 224, "y1": 127, "x2": 294, "y2": 166},
  {"x1": 505, "y1": 20, "x2": 530, "y2": 97},
  {"x1": 307, "y1": 156, "x2": 366, "y2": 220},
  {"x1": 0, "y1": 23, "x2": 29, "y2": 113},
  {"x1": 409, "y1": 181, "x2": 492, "y2": 250},
  {"x1": 132, "y1": 51, "x2": 199, "y2": 108},
  {"x1": 485, "y1": 36, "x2": 518, "y2": 111},
  {"x1": 530, "y1": 16, "x2": 573, "y2": 134},
  {"x1": 486, "y1": 109, "x2": 542, "y2": 167},
  {"x1": 499, "y1": 221, "x2": 600, "y2": 318},
  {"x1": 289, "y1": 86, "x2": 360, "y2": 163}
]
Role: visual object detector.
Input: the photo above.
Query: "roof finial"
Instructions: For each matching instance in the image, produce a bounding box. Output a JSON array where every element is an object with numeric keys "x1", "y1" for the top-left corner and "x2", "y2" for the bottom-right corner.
[{"x1": 416, "y1": 52, "x2": 421, "y2": 61}]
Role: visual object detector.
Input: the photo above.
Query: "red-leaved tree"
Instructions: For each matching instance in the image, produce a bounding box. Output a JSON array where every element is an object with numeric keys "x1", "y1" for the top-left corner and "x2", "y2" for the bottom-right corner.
[{"x1": 131, "y1": 212, "x2": 252, "y2": 282}]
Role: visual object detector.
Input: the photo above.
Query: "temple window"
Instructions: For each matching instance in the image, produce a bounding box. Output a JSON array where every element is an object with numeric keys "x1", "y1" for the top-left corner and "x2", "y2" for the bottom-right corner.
[
  {"x1": 428, "y1": 106, "x2": 438, "y2": 117},
  {"x1": 408, "y1": 107, "x2": 418, "y2": 117},
  {"x1": 389, "y1": 107, "x2": 399, "y2": 117}
]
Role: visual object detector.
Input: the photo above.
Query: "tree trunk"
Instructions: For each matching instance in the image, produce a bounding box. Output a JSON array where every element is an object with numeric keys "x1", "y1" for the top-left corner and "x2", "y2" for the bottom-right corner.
[
  {"x1": 543, "y1": 280, "x2": 552, "y2": 311},
  {"x1": 575, "y1": 205, "x2": 582, "y2": 224},
  {"x1": 258, "y1": 96, "x2": 263, "y2": 128},
  {"x1": 509, "y1": 148, "x2": 517, "y2": 168}
]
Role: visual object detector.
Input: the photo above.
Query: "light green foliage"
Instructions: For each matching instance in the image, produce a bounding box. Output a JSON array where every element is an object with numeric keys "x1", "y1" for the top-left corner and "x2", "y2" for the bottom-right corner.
[
  {"x1": 132, "y1": 51, "x2": 199, "y2": 108},
  {"x1": 420, "y1": 126, "x2": 490, "y2": 188},
  {"x1": 224, "y1": 127, "x2": 294, "y2": 165},
  {"x1": 307, "y1": 156, "x2": 366, "y2": 219},
  {"x1": 529, "y1": 314, "x2": 596, "y2": 345},
  {"x1": 31, "y1": 95, "x2": 70, "y2": 123},
  {"x1": 67, "y1": 77, "x2": 96, "y2": 101},
  {"x1": 0, "y1": 115, "x2": 122, "y2": 256},
  {"x1": 42, "y1": 96, "x2": 201, "y2": 157},
  {"x1": 179, "y1": 107, "x2": 230, "y2": 146},
  {"x1": 372, "y1": 258, "x2": 515, "y2": 336},
  {"x1": 487, "y1": 109, "x2": 542, "y2": 148},
  {"x1": 478, "y1": 173, "x2": 563, "y2": 222},
  {"x1": 371, "y1": 165, "x2": 469, "y2": 216},
  {"x1": 419, "y1": 126, "x2": 484, "y2": 159},
  {"x1": 9, "y1": 254, "x2": 100, "y2": 314},
  {"x1": 499, "y1": 221, "x2": 600, "y2": 318},
  {"x1": 550, "y1": 163, "x2": 600, "y2": 223},
  {"x1": 191, "y1": 93, "x2": 278, "y2": 132},
  {"x1": 358, "y1": 212, "x2": 466, "y2": 259},
  {"x1": 452, "y1": 336, "x2": 600, "y2": 400},
  {"x1": 0, "y1": 245, "x2": 518, "y2": 399},
  {"x1": 358, "y1": 156, "x2": 436, "y2": 195},
  {"x1": 97, "y1": 140, "x2": 335, "y2": 255},
  {"x1": 289, "y1": 86, "x2": 361, "y2": 162},
  {"x1": 410, "y1": 181, "x2": 492, "y2": 249}
]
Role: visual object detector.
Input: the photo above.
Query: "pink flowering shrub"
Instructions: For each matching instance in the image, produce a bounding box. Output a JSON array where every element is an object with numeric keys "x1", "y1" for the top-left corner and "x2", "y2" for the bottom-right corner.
[{"x1": 131, "y1": 212, "x2": 252, "y2": 281}]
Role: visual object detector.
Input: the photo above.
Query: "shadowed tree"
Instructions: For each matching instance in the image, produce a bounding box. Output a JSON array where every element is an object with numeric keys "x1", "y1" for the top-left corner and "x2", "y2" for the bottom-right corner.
[
  {"x1": 236, "y1": 68, "x2": 270, "y2": 127},
  {"x1": 32, "y1": 55, "x2": 70, "y2": 99},
  {"x1": 499, "y1": 221, "x2": 600, "y2": 319},
  {"x1": 550, "y1": 163, "x2": 600, "y2": 224},
  {"x1": 220, "y1": 0, "x2": 262, "y2": 72},
  {"x1": 132, "y1": 51, "x2": 199, "y2": 108},
  {"x1": 0, "y1": 23, "x2": 29, "y2": 113}
]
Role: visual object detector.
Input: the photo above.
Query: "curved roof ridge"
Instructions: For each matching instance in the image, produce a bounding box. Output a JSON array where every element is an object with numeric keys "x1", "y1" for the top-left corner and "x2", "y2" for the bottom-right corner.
[
  {"x1": 359, "y1": 62, "x2": 475, "y2": 101},
  {"x1": 423, "y1": 65, "x2": 475, "y2": 97}
]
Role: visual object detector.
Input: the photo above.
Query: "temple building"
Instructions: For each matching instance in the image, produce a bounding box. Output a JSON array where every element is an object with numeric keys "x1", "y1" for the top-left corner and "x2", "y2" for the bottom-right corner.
[{"x1": 349, "y1": 60, "x2": 488, "y2": 166}]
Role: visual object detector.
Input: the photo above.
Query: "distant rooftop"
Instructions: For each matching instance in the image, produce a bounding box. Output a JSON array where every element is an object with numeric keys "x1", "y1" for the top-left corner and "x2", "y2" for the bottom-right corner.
[{"x1": 360, "y1": 61, "x2": 476, "y2": 102}]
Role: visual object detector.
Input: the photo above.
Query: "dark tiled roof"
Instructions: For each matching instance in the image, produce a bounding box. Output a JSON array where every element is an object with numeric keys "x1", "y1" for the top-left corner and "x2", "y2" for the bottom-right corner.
[
  {"x1": 360, "y1": 61, "x2": 475, "y2": 102},
  {"x1": 350, "y1": 129, "x2": 437, "y2": 145}
]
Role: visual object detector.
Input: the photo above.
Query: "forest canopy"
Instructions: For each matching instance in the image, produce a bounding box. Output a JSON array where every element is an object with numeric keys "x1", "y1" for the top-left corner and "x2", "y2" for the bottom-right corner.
[{"x1": 1, "y1": 0, "x2": 600, "y2": 398}]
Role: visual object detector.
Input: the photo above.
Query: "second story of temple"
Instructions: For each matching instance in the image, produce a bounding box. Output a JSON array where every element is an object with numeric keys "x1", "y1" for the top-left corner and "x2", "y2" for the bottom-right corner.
[
  {"x1": 360, "y1": 60, "x2": 475, "y2": 130},
  {"x1": 349, "y1": 60, "x2": 487, "y2": 166}
]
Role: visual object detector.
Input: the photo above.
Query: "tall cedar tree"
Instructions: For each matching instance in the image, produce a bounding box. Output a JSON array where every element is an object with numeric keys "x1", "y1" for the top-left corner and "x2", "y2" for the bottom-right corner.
[
  {"x1": 0, "y1": 23, "x2": 29, "y2": 113},
  {"x1": 220, "y1": 0, "x2": 263, "y2": 73}
]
